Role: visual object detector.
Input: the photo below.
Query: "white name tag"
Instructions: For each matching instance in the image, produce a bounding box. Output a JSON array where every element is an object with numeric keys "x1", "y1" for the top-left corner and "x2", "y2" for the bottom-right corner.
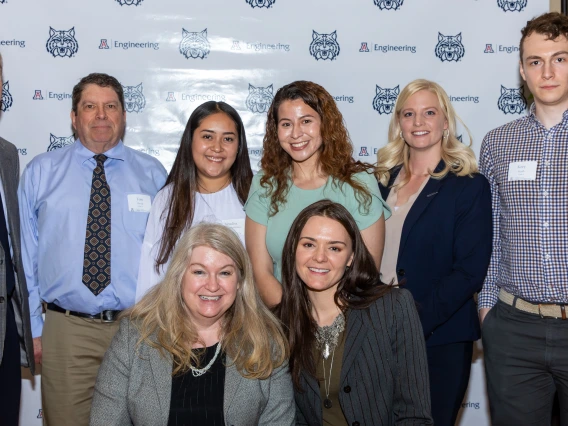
[
  {"x1": 221, "y1": 218, "x2": 245, "y2": 237},
  {"x1": 127, "y1": 194, "x2": 151, "y2": 213},
  {"x1": 508, "y1": 161, "x2": 538, "y2": 181}
]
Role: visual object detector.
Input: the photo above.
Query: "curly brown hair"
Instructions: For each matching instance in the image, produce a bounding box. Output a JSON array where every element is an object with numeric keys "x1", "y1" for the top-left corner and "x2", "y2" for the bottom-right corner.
[
  {"x1": 520, "y1": 12, "x2": 568, "y2": 61},
  {"x1": 260, "y1": 80, "x2": 374, "y2": 216}
]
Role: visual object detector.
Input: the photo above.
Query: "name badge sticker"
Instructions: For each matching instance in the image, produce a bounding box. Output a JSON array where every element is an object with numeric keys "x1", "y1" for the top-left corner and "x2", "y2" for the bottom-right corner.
[
  {"x1": 127, "y1": 194, "x2": 152, "y2": 213},
  {"x1": 508, "y1": 161, "x2": 538, "y2": 181},
  {"x1": 221, "y1": 218, "x2": 245, "y2": 237}
]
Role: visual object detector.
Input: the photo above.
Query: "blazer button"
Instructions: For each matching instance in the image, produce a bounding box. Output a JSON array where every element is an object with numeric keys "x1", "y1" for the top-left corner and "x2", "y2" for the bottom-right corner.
[
  {"x1": 352, "y1": 422, "x2": 360, "y2": 426},
  {"x1": 343, "y1": 385, "x2": 351, "y2": 393},
  {"x1": 0, "y1": 296, "x2": 4, "y2": 303},
  {"x1": 397, "y1": 268, "x2": 405, "y2": 276}
]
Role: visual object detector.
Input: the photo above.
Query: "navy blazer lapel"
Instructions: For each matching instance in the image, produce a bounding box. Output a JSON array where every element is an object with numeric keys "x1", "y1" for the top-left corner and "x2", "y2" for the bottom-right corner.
[
  {"x1": 149, "y1": 347, "x2": 173, "y2": 425},
  {"x1": 340, "y1": 309, "x2": 369, "y2": 383},
  {"x1": 398, "y1": 161, "x2": 446, "y2": 256},
  {"x1": 379, "y1": 165, "x2": 401, "y2": 201}
]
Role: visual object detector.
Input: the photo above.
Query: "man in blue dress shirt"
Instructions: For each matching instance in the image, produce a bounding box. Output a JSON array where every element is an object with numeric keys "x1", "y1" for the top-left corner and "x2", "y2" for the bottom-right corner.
[{"x1": 18, "y1": 73, "x2": 167, "y2": 426}]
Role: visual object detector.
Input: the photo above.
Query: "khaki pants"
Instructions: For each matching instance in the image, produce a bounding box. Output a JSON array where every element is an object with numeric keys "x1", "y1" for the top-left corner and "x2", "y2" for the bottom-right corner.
[{"x1": 41, "y1": 309, "x2": 120, "y2": 426}]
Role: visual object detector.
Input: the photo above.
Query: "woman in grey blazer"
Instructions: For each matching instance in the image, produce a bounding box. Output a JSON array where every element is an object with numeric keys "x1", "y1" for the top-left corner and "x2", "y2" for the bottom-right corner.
[
  {"x1": 90, "y1": 223, "x2": 294, "y2": 426},
  {"x1": 277, "y1": 200, "x2": 433, "y2": 426}
]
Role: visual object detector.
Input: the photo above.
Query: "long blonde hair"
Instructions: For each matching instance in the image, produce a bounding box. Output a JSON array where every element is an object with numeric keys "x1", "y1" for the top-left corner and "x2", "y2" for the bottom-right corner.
[
  {"x1": 376, "y1": 79, "x2": 478, "y2": 187},
  {"x1": 125, "y1": 223, "x2": 288, "y2": 378}
]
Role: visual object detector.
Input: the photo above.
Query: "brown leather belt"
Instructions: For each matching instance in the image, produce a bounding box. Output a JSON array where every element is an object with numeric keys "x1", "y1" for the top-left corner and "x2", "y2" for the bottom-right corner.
[
  {"x1": 47, "y1": 302, "x2": 122, "y2": 323},
  {"x1": 499, "y1": 289, "x2": 568, "y2": 320}
]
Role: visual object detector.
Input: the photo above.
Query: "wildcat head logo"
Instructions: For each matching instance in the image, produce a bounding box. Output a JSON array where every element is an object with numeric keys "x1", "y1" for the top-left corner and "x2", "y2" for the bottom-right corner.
[
  {"x1": 435, "y1": 33, "x2": 465, "y2": 62},
  {"x1": 122, "y1": 83, "x2": 146, "y2": 113},
  {"x1": 46, "y1": 27, "x2": 79, "y2": 58},
  {"x1": 246, "y1": 84, "x2": 273, "y2": 114},
  {"x1": 373, "y1": 85, "x2": 399, "y2": 115},
  {"x1": 497, "y1": 0, "x2": 527, "y2": 12},
  {"x1": 497, "y1": 86, "x2": 526, "y2": 114},
  {"x1": 246, "y1": 0, "x2": 275, "y2": 8},
  {"x1": 374, "y1": 0, "x2": 404, "y2": 10},
  {"x1": 179, "y1": 29, "x2": 210, "y2": 59},
  {"x1": 48, "y1": 134, "x2": 74, "y2": 151},
  {"x1": 1, "y1": 81, "x2": 13, "y2": 112},
  {"x1": 309, "y1": 30, "x2": 340, "y2": 61},
  {"x1": 116, "y1": 0, "x2": 144, "y2": 5}
]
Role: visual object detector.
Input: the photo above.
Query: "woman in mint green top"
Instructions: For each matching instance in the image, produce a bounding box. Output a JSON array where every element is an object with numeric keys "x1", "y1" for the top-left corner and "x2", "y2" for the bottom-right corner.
[{"x1": 244, "y1": 81, "x2": 390, "y2": 307}]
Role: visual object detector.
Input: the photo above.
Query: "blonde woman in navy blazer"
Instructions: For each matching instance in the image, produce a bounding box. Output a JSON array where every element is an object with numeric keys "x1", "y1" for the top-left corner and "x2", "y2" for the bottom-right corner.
[{"x1": 376, "y1": 79, "x2": 492, "y2": 426}]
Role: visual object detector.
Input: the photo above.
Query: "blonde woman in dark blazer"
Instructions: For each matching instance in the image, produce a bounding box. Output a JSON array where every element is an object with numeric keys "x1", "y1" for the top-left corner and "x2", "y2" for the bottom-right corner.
[
  {"x1": 90, "y1": 223, "x2": 294, "y2": 426},
  {"x1": 277, "y1": 200, "x2": 432, "y2": 426}
]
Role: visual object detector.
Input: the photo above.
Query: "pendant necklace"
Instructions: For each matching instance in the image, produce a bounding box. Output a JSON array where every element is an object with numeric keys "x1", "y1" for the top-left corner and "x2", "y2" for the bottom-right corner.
[
  {"x1": 315, "y1": 312, "x2": 345, "y2": 409},
  {"x1": 190, "y1": 342, "x2": 221, "y2": 377}
]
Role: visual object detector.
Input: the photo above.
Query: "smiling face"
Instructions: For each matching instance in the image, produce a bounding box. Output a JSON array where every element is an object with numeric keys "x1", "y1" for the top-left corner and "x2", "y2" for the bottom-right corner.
[
  {"x1": 192, "y1": 112, "x2": 239, "y2": 184},
  {"x1": 520, "y1": 33, "x2": 568, "y2": 110},
  {"x1": 277, "y1": 99, "x2": 323, "y2": 168},
  {"x1": 71, "y1": 84, "x2": 126, "y2": 154},
  {"x1": 399, "y1": 89, "x2": 448, "y2": 154},
  {"x1": 182, "y1": 245, "x2": 239, "y2": 329},
  {"x1": 295, "y1": 216, "x2": 354, "y2": 296}
]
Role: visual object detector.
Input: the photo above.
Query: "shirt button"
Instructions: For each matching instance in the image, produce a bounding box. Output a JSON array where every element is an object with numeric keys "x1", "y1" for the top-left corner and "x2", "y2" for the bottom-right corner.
[
  {"x1": 397, "y1": 268, "x2": 405, "y2": 277},
  {"x1": 543, "y1": 222, "x2": 549, "y2": 228},
  {"x1": 543, "y1": 191, "x2": 549, "y2": 197},
  {"x1": 344, "y1": 385, "x2": 351, "y2": 393},
  {"x1": 545, "y1": 254, "x2": 551, "y2": 260}
]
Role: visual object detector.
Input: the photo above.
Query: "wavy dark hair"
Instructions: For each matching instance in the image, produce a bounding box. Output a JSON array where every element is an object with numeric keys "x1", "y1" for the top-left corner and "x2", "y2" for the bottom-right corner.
[
  {"x1": 156, "y1": 101, "x2": 253, "y2": 271},
  {"x1": 276, "y1": 200, "x2": 391, "y2": 391},
  {"x1": 520, "y1": 12, "x2": 568, "y2": 61},
  {"x1": 260, "y1": 81, "x2": 374, "y2": 216}
]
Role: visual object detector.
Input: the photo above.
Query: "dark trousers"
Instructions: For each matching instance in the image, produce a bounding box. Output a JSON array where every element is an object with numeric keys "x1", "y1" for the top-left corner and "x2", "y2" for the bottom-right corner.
[
  {"x1": 483, "y1": 300, "x2": 568, "y2": 426},
  {"x1": 427, "y1": 341, "x2": 473, "y2": 426},
  {"x1": 0, "y1": 299, "x2": 21, "y2": 426}
]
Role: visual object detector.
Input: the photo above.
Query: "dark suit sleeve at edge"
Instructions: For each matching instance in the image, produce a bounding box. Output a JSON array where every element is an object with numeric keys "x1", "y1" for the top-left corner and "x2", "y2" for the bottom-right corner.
[{"x1": 391, "y1": 289, "x2": 433, "y2": 426}]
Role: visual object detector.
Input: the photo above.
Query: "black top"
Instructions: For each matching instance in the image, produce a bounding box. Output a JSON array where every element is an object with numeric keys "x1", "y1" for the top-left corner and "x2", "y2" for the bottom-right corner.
[{"x1": 168, "y1": 343, "x2": 226, "y2": 426}]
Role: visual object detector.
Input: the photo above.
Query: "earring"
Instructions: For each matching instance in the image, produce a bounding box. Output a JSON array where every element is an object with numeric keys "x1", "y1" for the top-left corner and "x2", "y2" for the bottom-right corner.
[
  {"x1": 443, "y1": 129, "x2": 449, "y2": 140},
  {"x1": 399, "y1": 131, "x2": 404, "y2": 141}
]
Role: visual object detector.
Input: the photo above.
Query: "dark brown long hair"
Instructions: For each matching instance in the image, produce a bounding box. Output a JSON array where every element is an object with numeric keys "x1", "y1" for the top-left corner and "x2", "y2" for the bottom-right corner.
[
  {"x1": 156, "y1": 101, "x2": 253, "y2": 271},
  {"x1": 260, "y1": 81, "x2": 374, "y2": 216},
  {"x1": 276, "y1": 200, "x2": 391, "y2": 391}
]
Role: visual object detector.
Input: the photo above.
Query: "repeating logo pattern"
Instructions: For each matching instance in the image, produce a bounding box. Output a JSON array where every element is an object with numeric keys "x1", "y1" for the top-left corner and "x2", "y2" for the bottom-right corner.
[
  {"x1": 48, "y1": 134, "x2": 74, "y2": 151},
  {"x1": 373, "y1": 85, "x2": 399, "y2": 114},
  {"x1": 179, "y1": 28, "x2": 210, "y2": 59},
  {"x1": 246, "y1": 84, "x2": 274, "y2": 113},
  {"x1": 497, "y1": 85, "x2": 526, "y2": 114},
  {"x1": 122, "y1": 83, "x2": 146, "y2": 113},
  {"x1": 246, "y1": 0, "x2": 275, "y2": 8},
  {"x1": 374, "y1": 0, "x2": 404, "y2": 10},
  {"x1": 497, "y1": 0, "x2": 527, "y2": 12},
  {"x1": 1, "y1": 81, "x2": 13, "y2": 112},
  {"x1": 116, "y1": 0, "x2": 144, "y2": 5},
  {"x1": 46, "y1": 27, "x2": 79, "y2": 58},
  {"x1": 435, "y1": 33, "x2": 465, "y2": 62},
  {"x1": 0, "y1": 1, "x2": 6, "y2": 4},
  {"x1": 309, "y1": 30, "x2": 340, "y2": 61}
]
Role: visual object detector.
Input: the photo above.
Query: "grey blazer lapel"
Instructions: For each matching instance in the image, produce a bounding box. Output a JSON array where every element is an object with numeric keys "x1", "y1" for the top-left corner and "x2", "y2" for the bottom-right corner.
[
  {"x1": 340, "y1": 309, "x2": 369, "y2": 383},
  {"x1": 149, "y1": 347, "x2": 173, "y2": 425},
  {"x1": 223, "y1": 356, "x2": 242, "y2": 416}
]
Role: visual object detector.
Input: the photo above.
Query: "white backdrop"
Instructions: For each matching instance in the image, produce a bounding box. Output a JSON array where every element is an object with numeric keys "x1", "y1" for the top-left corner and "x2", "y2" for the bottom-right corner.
[{"x1": 0, "y1": 0, "x2": 549, "y2": 424}]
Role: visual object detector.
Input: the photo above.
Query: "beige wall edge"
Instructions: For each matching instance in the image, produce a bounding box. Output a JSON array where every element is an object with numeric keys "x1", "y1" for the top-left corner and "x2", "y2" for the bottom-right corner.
[{"x1": 551, "y1": 0, "x2": 561, "y2": 12}]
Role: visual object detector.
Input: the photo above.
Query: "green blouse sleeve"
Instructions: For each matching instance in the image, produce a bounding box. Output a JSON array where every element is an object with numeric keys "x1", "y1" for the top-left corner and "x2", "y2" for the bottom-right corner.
[
  {"x1": 348, "y1": 171, "x2": 391, "y2": 230},
  {"x1": 244, "y1": 172, "x2": 270, "y2": 226}
]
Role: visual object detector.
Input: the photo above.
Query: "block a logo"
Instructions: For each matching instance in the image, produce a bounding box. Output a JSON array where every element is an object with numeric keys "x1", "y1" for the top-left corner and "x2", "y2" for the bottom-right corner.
[
  {"x1": 122, "y1": 83, "x2": 146, "y2": 113},
  {"x1": 33, "y1": 90, "x2": 44, "y2": 100},
  {"x1": 497, "y1": 0, "x2": 527, "y2": 12},
  {"x1": 457, "y1": 134, "x2": 463, "y2": 142},
  {"x1": 1, "y1": 81, "x2": 13, "y2": 112},
  {"x1": 374, "y1": 0, "x2": 404, "y2": 10},
  {"x1": 359, "y1": 42, "x2": 370, "y2": 52},
  {"x1": 99, "y1": 39, "x2": 110, "y2": 49},
  {"x1": 497, "y1": 85, "x2": 526, "y2": 114},
  {"x1": 246, "y1": 84, "x2": 274, "y2": 113},
  {"x1": 48, "y1": 134, "x2": 74, "y2": 151},
  {"x1": 484, "y1": 44, "x2": 495, "y2": 53},
  {"x1": 359, "y1": 147, "x2": 370, "y2": 156},
  {"x1": 231, "y1": 41, "x2": 241, "y2": 50},
  {"x1": 116, "y1": 0, "x2": 144, "y2": 5},
  {"x1": 179, "y1": 28, "x2": 210, "y2": 59},
  {"x1": 246, "y1": 0, "x2": 275, "y2": 8},
  {"x1": 373, "y1": 85, "x2": 399, "y2": 115},
  {"x1": 435, "y1": 33, "x2": 465, "y2": 62},
  {"x1": 46, "y1": 27, "x2": 78, "y2": 58},
  {"x1": 37, "y1": 409, "x2": 43, "y2": 419},
  {"x1": 166, "y1": 92, "x2": 176, "y2": 102},
  {"x1": 309, "y1": 30, "x2": 340, "y2": 61}
]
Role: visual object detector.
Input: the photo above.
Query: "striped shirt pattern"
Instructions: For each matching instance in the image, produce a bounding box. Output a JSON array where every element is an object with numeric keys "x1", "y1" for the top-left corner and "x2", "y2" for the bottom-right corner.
[{"x1": 478, "y1": 104, "x2": 568, "y2": 308}]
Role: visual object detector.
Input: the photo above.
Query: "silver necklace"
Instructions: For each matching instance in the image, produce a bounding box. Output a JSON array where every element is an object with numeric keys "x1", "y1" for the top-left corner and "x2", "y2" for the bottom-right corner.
[
  {"x1": 322, "y1": 347, "x2": 336, "y2": 409},
  {"x1": 190, "y1": 342, "x2": 221, "y2": 377},
  {"x1": 315, "y1": 312, "x2": 345, "y2": 360}
]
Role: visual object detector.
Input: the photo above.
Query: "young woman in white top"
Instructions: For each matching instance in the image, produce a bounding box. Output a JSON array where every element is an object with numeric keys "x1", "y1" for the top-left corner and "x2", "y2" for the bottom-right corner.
[{"x1": 135, "y1": 101, "x2": 253, "y2": 301}]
